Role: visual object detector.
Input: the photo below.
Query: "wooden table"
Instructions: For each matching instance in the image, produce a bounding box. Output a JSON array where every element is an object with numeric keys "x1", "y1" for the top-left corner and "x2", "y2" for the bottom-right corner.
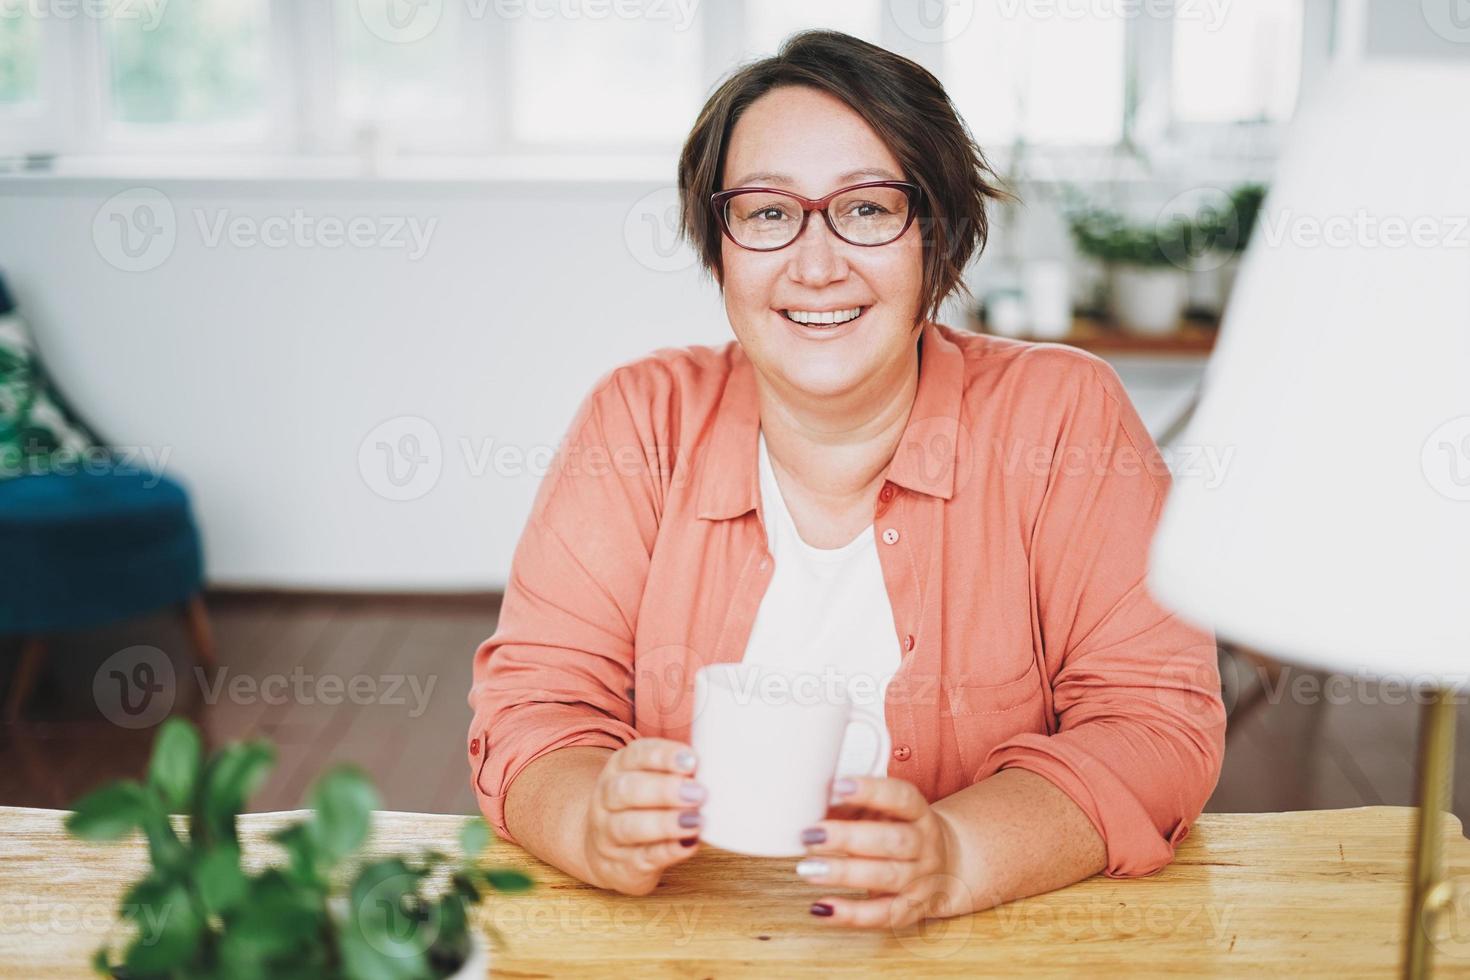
[{"x1": 3, "y1": 805, "x2": 1469, "y2": 977}]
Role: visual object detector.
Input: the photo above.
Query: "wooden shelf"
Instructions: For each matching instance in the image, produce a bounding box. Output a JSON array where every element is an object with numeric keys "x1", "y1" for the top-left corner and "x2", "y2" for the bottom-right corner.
[{"x1": 966, "y1": 313, "x2": 1219, "y2": 356}]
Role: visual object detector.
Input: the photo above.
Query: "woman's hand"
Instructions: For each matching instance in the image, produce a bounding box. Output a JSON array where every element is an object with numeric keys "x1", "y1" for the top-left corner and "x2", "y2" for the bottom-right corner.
[
  {"x1": 795, "y1": 775, "x2": 971, "y2": 928},
  {"x1": 581, "y1": 738, "x2": 707, "y2": 896}
]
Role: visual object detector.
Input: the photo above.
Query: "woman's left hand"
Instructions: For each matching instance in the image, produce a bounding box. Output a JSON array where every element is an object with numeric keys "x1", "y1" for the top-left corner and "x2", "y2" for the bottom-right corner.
[{"x1": 796, "y1": 775, "x2": 971, "y2": 928}]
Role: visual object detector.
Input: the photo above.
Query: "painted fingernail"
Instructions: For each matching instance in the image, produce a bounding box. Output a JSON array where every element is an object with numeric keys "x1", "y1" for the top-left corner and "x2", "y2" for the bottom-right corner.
[
  {"x1": 675, "y1": 750, "x2": 697, "y2": 772},
  {"x1": 795, "y1": 858, "x2": 829, "y2": 878},
  {"x1": 678, "y1": 810, "x2": 702, "y2": 828},
  {"x1": 810, "y1": 902, "x2": 834, "y2": 917},
  {"x1": 801, "y1": 827, "x2": 826, "y2": 845},
  {"x1": 679, "y1": 781, "x2": 707, "y2": 803},
  {"x1": 833, "y1": 777, "x2": 858, "y2": 797},
  {"x1": 679, "y1": 836, "x2": 698, "y2": 847}
]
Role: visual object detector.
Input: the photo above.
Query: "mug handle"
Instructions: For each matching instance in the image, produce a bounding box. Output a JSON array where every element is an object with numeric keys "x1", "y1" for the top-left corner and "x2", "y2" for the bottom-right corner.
[{"x1": 837, "y1": 706, "x2": 888, "y2": 779}]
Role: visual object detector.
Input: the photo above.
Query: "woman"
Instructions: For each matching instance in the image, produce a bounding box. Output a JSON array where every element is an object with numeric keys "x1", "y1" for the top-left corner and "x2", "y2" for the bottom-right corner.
[{"x1": 467, "y1": 30, "x2": 1225, "y2": 928}]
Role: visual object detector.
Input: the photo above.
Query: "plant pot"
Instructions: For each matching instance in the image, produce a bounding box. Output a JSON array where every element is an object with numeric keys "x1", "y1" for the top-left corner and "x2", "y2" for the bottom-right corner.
[
  {"x1": 1110, "y1": 265, "x2": 1189, "y2": 336},
  {"x1": 1022, "y1": 260, "x2": 1073, "y2": 339},
  {"x1": 1217, "y1": 254, "x2": 1242, "y2": 315}
]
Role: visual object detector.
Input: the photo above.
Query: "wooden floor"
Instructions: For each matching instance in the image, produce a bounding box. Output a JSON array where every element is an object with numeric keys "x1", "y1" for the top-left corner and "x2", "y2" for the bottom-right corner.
[{"x1": 3, "y1": 593, "x2": 1469, "y2": 825}]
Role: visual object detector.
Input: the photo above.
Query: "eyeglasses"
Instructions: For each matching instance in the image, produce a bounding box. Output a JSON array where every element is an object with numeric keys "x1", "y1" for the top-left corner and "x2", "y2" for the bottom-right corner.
[{"x1": 710, "y1": 180, "x2": 923, "y2": 251}]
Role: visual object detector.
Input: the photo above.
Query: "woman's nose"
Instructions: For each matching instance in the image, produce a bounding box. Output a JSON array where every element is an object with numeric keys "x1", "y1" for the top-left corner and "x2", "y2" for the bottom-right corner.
[{"x1": 785, "y1": 213, "x2": 847, "y2": 285}]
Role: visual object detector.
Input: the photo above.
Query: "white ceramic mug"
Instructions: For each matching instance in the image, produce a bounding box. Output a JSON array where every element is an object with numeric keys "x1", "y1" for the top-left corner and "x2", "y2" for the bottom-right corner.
[{"x1": 690, "y1": 662, "x2": 884, "y2": 857}]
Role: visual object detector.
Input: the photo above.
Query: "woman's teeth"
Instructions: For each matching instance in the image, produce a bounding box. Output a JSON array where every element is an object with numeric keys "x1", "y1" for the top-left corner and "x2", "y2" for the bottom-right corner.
[{"x1": 782, "y1": 307, "x2": 865, "y2": 326}]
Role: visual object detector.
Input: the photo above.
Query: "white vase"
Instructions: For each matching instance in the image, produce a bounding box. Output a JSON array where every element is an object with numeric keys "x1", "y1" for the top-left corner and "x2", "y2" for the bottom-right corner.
[
  {"x1": 1022, "y1": 260, "x2": 1073, "y2": 339},
  {"x1": 1110, "y1": 265, "x2": 1188, "y2": 336},
  {"x1": 982, "y1": 287, "x2": 1029, "y2": 337}
]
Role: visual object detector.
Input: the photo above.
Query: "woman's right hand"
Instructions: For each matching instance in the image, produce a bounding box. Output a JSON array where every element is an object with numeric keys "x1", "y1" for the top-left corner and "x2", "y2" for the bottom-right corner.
[{"x1": 582, "y1": 738, "x2": 707, "y2": 896}]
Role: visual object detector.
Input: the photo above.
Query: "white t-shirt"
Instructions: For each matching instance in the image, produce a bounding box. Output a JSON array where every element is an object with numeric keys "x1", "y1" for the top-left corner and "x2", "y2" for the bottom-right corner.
[{"x1": 739, "y1": 429, "x2": 900, "y2": 778}]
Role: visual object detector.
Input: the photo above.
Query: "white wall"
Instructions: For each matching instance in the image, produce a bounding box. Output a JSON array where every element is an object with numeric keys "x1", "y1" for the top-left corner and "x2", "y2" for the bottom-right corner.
[{"x1": 0, "y1": 176, "x2": 742, "y2": 589}]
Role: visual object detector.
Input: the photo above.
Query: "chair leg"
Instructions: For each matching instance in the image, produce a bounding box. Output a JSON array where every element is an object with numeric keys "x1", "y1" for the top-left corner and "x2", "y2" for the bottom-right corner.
[
  {"x1": 181, "y1": 594, "x2": 218, "y2": 668},
  {"x1": 5, "y1": 637, "x2": 48, "y2": 724}
]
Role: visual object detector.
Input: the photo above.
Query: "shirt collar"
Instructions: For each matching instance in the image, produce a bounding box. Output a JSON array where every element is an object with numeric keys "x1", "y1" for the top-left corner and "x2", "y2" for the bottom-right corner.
[{"x1": 696, "y1": 320, "x2": 965, "y2": 521}]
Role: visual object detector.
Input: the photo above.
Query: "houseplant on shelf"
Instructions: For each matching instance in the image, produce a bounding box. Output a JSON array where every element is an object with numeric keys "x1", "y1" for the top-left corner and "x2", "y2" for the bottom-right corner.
[
  {"x1": 1065, "y1": 203, "x2": 1195, "y2": 336},
  {"x1": 64, "y1": 717, "x2": 533, "y2": 979},
  {"x1": 1197, "y1": 182, "x2": 1268, "y2": 311}
]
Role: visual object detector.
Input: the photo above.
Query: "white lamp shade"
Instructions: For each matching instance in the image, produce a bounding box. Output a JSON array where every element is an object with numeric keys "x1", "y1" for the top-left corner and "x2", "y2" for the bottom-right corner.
[{"x1": 1147, "y1": 59, "x2": 1470, "y2": 687}]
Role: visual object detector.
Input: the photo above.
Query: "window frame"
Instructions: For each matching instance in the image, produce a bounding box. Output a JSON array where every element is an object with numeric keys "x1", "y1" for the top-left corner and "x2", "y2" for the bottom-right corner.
[{"x1": 0, "y1": 0, "x2": 1334, "y2": 179}]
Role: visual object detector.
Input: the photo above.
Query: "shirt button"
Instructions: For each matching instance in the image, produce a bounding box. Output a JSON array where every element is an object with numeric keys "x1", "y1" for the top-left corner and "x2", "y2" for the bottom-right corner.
[
  {"x1": 882, "y1": 527, "x2": 900, "y2": 545},
  {"x1": 892, "y1": 745, "x2": 912, "y2": 762},
  {"x1": 470, "y1": 737, "x2": 480, "y2": 756},
  {"x1": 879, "y1": 485, "x2": 895, "y2": 502},
  {"x1": 903, "y1": 634, "x2": 915, "y2": 652}
]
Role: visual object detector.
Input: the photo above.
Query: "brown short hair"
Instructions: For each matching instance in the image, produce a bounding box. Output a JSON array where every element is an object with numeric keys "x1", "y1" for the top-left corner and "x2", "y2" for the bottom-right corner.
[{"x1": 677, "y1": 29, "x2": 1012, "y2": 327}]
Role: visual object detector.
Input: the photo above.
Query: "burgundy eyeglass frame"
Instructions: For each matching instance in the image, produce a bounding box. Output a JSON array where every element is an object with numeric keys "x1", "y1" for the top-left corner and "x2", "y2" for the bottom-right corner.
[{"x1": 709, "y1": 180, "x2": 924, "y2": 251}]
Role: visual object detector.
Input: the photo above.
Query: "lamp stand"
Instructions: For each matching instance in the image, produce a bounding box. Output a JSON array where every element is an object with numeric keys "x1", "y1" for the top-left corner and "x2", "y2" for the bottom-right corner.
[{"x1": 1406, "y1": 686, "x2": 1458, "y2": 978}]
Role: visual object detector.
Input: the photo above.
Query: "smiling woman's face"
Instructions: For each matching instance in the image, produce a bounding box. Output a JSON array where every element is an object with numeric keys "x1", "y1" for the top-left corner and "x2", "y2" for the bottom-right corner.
[{"x1": 719, "y1": 85, "x2": 925, "y2": 403}]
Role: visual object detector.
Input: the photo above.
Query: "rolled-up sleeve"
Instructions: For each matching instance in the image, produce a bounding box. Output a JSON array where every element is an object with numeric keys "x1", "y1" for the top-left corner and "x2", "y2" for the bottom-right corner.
[
  {"x1": 468, "y1": 367, "x2": 661, "y2": 845},
  {"x1": 975, "y1": 352, "x2": 1226, "y2": 877}
]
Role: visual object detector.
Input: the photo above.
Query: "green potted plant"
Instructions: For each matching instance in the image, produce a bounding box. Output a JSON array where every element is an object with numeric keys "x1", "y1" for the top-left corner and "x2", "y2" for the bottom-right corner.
[
  {"x1": 64, "y1": 717, "x2": 533, "y2": 979},
  {"x1": 1198, "y1": 182, "x2": 1268, "y2": 310},
  {"x1": 1065, "y1": 203, "x2": 1195, "y2": 336}
]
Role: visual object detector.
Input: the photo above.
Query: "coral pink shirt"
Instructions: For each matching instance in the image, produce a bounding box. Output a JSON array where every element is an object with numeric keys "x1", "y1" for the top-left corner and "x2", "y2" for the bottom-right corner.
[{"x1": 468, "y1": 320, "x2": 1225, "y2": 877}]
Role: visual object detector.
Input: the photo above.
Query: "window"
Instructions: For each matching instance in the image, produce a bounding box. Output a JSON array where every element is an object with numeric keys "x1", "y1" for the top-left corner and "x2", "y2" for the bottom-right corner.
[
  {"x1": 102, "y1": 0, "x2": 270, "y2": 134},
  {"x1": 337, "y1": 0, "x2": 478, "y2": 127},
  {"x1": 742, "y1": 0, "x2": 883, "y2": 60},
  {"x1": 0, "y1": 0, "x2": 1320, "y2": 167},
  {"x1": 506, "y1": 14, "x2": 704, "y2": 146},
  {"x1": 0, "y1": 10, "x2": 40, "y2": 107},
  {"x1": 943, "y1": 6, "x2": 1127, "y2": 146},
  {"x1": 1172, "y1": 0, "x2": 1304, "y2": 125}
]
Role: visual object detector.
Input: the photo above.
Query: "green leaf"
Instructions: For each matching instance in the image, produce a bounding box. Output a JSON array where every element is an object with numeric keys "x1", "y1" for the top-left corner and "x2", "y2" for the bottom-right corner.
[
  {"x1": 222, "y1": 869, "x2": 323, "y2": 962},
  {"x1": 450, "y1": 872, "x2": 480, "y2": 905},
  {"x1": 458, "y1": 818, "x2": 489, "y2": 859},
  {"x1": 271, "y1": 822, "x2": 324, "y2": 887},
  {"x1": 431, "y1": 895, "x2": 468, "y2": 962},
  {"x1": 66, "y1": 781, "x2": 154, "y2": 841},
  {"x1": 341, "y1": 858, "x2": 435, "y2": 980},
  {"x1": 194, "y1": 843, "x2": 248, "y2": 915},
  {"x1": 338, "y1": 925, "x2": 428, "y2": 980},
  {"x1": 482, "y1": 868, "x2": 533, "y2": 893},
  {"x1": 198, "y1": 741, "x2": 275, "y2": 843},
  {"x1": 90, "y1": 945, "x2": 111, "y2": 976},
  {"x1": 147, "y1": 717, "x2": 202, "y2": 812},
  {"x1": 141, "y1": 811, "x2": 189, "y2": 877},
  {"x1": 121, "y1": 880, "x2": 204, "y2": 975},
  {"x1": 310, "y1": 766, "x2": 379, "y2": 863}
]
